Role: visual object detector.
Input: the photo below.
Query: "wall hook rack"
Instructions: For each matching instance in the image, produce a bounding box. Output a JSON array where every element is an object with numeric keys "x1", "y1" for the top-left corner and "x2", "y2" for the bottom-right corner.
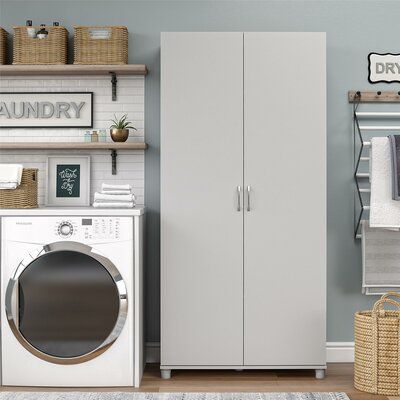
[{"x1": 349, "y1": 90, "x2": 400, "y2": 239}]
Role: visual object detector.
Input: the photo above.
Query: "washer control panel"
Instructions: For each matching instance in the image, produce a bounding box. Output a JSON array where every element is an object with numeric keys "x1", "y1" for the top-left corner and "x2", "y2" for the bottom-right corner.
[
  {"x1": 4, "y1": 216, "x2": 133, "y2": 243},
  {"x1": 83, "y1": 218, "x2": 121, "y2": 240},
  {"x1": 54, "y1": 218, "x2": 121, "y2": 241}
]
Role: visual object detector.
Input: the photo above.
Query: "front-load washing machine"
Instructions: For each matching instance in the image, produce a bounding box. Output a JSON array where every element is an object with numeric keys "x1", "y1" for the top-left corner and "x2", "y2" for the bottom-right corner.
[{"x1": 1, "y1": 213, "x2": 144, "y2": 387}]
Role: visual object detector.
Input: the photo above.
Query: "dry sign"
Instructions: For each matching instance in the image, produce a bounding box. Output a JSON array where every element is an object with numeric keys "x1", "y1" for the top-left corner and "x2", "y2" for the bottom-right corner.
[
  {"x1": 0, "y1": 92, "x2": 93, "y2": 128},
  {"x1": 369, "y1": 53, "x2": 400, "y2": 83}
]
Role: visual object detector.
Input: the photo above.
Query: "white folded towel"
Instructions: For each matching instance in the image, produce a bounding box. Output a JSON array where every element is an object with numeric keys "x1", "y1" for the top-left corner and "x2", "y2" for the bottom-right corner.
[
  {"x1": 102, "y1": 183, "x2": 132, "y2": 192},
  {"x1": 0, "y1": 164, "x2": 23, "y2": 190},
  {"x1": 93, "y1": 201, "x2": 135, "y2": 208},
  {"x1": 94, "y1": 192, "x2": 135, "y2": 203},
  {"x1": 101, "y1": 190, "x2": 132, "y2": 195},
  {"x1": 370, "y1": 137, "x2": 400, "y2": 228},
  {"x1": 0, "y1": 182, "x2": 20, "y2": 190}
]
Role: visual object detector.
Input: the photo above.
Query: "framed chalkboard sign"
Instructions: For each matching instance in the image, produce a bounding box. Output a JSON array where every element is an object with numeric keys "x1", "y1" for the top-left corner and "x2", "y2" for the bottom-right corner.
[{"x1": 46, "y1": 156, "x2": 90, "y2": 206}]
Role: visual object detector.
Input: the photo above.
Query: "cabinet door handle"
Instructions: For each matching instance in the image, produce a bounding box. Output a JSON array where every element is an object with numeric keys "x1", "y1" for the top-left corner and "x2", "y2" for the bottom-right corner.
[
  {"x1": 247, "y1": 186, "x2": 251, "y2": 212},
  {"x1": 237, "y1": 186, "x2": 241, "y2": 211}
]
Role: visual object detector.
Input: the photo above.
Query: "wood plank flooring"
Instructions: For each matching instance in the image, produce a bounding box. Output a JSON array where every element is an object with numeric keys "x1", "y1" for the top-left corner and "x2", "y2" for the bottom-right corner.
[{"x1": 1, "y1": 363, "x2": 397, "y2": 400}]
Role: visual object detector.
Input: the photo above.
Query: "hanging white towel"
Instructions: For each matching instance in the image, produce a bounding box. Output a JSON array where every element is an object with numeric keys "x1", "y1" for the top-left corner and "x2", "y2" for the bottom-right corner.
[
  {"x1": 370, "y1": 137, "x2": 400, "y2": 228},
  {"x1": 93, "y1": 201, "x2": 135, "y2": 208},
  {"x1": 0, "y1": 164, "x2": 23, "y2": 190},
  {"x1": 101, "y1": 183, "x2": 132, "y2": 192},
  {"x1": 94, "y1": 192, "x2": 135, "y2": 203},
  {"x1": 362, "y1": 220, "x2": 400, "y2": 293}
]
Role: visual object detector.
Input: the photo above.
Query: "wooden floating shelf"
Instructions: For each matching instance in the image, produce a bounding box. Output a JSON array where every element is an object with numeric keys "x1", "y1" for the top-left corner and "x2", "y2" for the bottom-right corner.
[
  {"x1": 0, "y1": 141, "x2": 148, "y2": 174},
  {"x1": 0, "y1": 64, "x2": 148, "y2": 76},
  {"x1": 0, "y1": 142, "x2": 147, "y2": 150},
  {"x1": 348, "y1": 90, "x2": 400, "y2": 103}
]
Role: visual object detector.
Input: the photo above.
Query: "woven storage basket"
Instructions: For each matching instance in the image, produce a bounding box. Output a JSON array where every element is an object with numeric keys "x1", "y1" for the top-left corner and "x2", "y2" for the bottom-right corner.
[
  {"x1": 13, "y1": 26, "x2": 68, "y2": 64},
  {"x1": 0, "y1": 168, "x2": 38, "y2": 209},
  {"x1": 354, "y1": 293, "x2": 400, "y2": 396},
  {"x1": 74, "y1": 26, "x2": 128, "y2": 64},
  {"x1": 0, "y1": 27, "x2": 7, "y2": 64}
]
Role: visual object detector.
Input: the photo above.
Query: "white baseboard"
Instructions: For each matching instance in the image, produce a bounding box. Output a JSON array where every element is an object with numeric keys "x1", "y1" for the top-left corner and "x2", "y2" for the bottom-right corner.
[
  {"x1": 326, "y1": 342, "x2": 354, "y2": 363},
  {"x1": 145, "y1": 342, "x2": 355, "y2": 364}
]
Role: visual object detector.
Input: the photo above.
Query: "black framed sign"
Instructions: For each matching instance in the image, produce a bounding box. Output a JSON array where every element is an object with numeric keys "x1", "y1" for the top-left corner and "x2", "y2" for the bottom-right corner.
[
  {"x1": 368, "y1": 53, "x2": 400, "y2": 84},
  {"x1": 0, "y1": 92, "x2": 93, "y2": 128}
]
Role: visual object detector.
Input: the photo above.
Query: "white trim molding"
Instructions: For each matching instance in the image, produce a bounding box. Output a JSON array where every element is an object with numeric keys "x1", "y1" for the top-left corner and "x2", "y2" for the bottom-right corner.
[
  {"x1": 326, "y1": 342, "x2": 354, "y2": 363},
  {"x1": 145, "y1": 342, "x2": 355, "y2": 364}
]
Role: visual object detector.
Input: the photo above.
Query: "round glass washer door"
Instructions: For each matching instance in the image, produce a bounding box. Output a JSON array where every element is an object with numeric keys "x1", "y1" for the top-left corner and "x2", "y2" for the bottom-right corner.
[{"x1": 5, "y1": 241, "x2": 128, "y2": 365}]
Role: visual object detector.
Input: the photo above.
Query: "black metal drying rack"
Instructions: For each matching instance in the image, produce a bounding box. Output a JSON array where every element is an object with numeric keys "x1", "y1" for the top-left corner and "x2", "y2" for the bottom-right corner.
[{"x1": 349, "y1": 90, "x2": 400, "y2": 239}]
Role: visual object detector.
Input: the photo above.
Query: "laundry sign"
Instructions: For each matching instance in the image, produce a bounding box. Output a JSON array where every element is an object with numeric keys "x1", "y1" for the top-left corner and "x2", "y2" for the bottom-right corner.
[
  {"x1": 0, "y1": 92, "x2": 93, "y2": 128},
  {"x1": 369, "y1": 53, "x2": 400, "y2": 83}
]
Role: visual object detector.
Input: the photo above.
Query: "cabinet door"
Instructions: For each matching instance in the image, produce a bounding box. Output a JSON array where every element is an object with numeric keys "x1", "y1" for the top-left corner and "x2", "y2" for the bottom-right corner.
[
  {"x1": 244, "y1": 32, "x2": 326, "y2": 366},
  {"x1": 161, "y1": 32, "x2": 244, "y2": 366}
]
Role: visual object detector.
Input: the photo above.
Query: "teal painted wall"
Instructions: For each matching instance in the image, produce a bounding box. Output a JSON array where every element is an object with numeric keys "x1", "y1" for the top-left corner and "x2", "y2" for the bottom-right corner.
[{"x1": 1, "y1": 0, "x2": 397, "y2": 342}]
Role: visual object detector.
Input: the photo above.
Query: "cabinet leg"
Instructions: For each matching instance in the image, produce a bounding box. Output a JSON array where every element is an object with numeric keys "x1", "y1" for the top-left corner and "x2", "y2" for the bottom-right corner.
[
  {"x1": 161, "y1": 369, "x2": 172, "y2": 379},
  {"x1": 315, "y1": 369, "x2": 325, "y2": 379}
]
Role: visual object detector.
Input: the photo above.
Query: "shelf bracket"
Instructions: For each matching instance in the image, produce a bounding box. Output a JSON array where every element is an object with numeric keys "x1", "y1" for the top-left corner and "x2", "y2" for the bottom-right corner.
[
  {"x1": 110, "y1": 72, "x2": 118, "y2": 101},
  {"x1": 111, "y1": 149, "x2": 117, "y2": 175}
]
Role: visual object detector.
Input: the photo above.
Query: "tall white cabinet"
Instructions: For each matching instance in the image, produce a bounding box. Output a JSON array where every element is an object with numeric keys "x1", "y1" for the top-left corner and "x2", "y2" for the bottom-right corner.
[{"x1": 161, "y1": 32, "x2": 326, "y2": 378}]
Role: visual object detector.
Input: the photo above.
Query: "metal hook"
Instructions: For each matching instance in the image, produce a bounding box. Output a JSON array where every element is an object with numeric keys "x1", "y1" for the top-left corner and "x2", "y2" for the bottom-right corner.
[{"x1": 110, "y1": 72, "x2": 117, "y2": 101}]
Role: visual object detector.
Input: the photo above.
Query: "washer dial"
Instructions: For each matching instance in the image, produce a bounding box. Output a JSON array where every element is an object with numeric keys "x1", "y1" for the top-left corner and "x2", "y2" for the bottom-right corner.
[{"x1": 58, "y1": 221, "x2": 73, "y2": 237}]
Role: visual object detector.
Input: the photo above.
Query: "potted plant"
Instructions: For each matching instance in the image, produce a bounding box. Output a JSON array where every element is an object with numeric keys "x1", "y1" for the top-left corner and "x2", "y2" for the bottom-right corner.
[{"x1": 109, "y1": 114, "x2": 137, "y2": 142}]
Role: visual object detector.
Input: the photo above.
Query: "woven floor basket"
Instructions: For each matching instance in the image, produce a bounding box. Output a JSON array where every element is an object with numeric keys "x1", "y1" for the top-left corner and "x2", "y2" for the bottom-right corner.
[
  {"x1": 354, "y1": 293, "x2": 400, "y2": 396},
  {"x1": 13, "y1": 26, "x2": 68, "y2": 64},
  {"x1": 0, "y1": 27, "x2": 7, "y2": 64},
  {"x1": 74, "y1": 26, "x2": 128, "y2": 64},
  {"x1": 0, "y1": 169, "x2": 38, "y2": 209}
]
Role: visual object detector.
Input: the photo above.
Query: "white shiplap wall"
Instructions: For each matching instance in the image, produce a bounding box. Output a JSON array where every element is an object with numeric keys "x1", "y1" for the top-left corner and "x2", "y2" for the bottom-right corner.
[{"x1": 0, "y1": 75, "x2": 145, "y2": 205}]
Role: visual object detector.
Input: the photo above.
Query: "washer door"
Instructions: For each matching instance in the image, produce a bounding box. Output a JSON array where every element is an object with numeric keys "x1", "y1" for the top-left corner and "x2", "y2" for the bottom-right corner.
[{"x1": 6, "y1": 241, "x2": 128, "y2": 365}]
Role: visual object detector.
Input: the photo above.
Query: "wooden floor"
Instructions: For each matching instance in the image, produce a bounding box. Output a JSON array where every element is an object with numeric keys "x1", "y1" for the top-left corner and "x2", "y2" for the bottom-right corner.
[{"x1": 1, "y1": 363, "x2": 397, "y2": 400}]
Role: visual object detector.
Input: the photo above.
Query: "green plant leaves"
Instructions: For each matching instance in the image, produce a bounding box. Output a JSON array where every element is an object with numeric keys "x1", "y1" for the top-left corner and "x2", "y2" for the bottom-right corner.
[{"x1": 109, "y1": 114, "x2": 137, "y2": 130}]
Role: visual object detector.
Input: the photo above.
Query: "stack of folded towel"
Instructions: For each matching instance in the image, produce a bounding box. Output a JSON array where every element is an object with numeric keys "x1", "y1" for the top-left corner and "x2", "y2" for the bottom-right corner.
[
  {"x1": 0, "y1": 164, "x2": 23, "y2": 190},
  {"x1": 93, "y1": 184, "x2": 136, "y2": 208}
]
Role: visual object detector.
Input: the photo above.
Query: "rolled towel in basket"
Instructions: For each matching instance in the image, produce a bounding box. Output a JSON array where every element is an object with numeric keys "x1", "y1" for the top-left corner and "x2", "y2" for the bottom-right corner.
[{"x1": 0, "y1": 164, "x2": 23, "y2": 189}]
